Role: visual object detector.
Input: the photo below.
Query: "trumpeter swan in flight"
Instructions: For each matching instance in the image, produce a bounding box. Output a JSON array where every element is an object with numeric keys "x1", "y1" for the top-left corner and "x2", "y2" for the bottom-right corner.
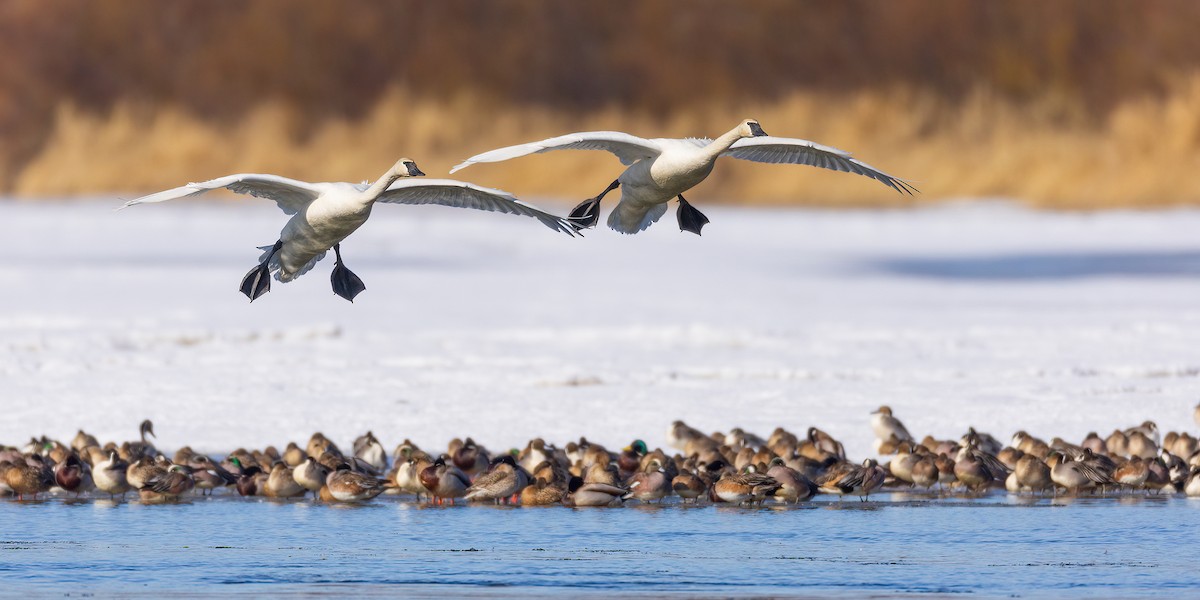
[
  {"x1": 452, "y1": 119, "x2": 915, "y2": 235},
  {"x1": 122, "y1": 158, "x2": 576, "y2": 302}
]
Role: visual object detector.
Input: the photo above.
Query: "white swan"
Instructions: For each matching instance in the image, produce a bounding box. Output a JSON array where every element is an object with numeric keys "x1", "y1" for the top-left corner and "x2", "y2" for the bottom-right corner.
[
  {"x1": 122, "y1": 158, "x2": 576, "y2": 302},
  {"x1": 452, "y1": 120, "x2": 915, "y2": 235}
]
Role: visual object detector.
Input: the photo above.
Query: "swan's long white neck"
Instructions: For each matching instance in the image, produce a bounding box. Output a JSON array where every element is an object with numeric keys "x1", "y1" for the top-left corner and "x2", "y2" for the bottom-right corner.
[
  {"x1": 701, "y1": 126, "x2": 746, "y2": 162},
  {"x1": 361, "y1": 169, "x2": 403, "y2": 203}
]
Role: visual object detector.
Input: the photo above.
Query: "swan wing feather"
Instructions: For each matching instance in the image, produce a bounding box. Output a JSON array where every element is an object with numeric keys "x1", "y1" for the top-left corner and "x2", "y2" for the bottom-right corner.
[
  {"x1": 120, "y1": 174, "x2": 321, "y2": 215},
  {"x1": 375, "y1": 178, "x2": 577, "y2": 236},
  {"x1": 724, "y1": 137, "x2": 917, "y2": 195},
  {"x1": 450, "y1": 132, "x2": 661, "y2": 173}
]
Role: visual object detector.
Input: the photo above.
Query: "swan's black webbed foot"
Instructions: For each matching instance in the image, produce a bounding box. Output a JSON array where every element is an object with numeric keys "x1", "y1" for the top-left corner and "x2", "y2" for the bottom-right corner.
[
  {"x1": 240, "y1": 240, "x2": 281, "y2": 301},
  {"x1": 568, "y1": 198, "x2": 601, "y2": 231},
  {"x1": 330, "y1": 244, "x2": 366, "y2": 302},
  {"x1": 676, "y1": 195, "x2": 709, "y2": 235},
  {"x1": 569, "y1": 179, "x2": 619, "y2": 231}
]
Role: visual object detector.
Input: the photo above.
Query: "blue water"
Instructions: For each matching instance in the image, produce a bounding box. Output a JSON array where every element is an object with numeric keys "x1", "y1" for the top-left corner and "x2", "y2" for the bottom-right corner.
[{"x1": 2, "y1": 492, "x2": 1198, "y2": 598}]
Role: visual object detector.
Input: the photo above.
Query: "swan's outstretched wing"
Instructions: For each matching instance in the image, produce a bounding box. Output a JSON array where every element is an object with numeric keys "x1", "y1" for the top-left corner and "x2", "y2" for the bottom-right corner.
[
  {"x1": 724, "y1": 137, "x2": 917, "y2": 195},
  {"x1": 450, "y1": 132, "x2": 661, "y2": 173},
  {"x1": 120, "y1": 174, "x2": 321, "y2": 215},
  {"x1": 375, "y1": 178, "x2": 577, "y2": 236}
]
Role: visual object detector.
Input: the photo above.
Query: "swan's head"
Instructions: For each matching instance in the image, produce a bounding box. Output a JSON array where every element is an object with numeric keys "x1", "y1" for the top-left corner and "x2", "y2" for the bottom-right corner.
[
  {"x1": 739, "y1": 119, "x2": 768, "y2": 138},
  {"x1": 391, "y1": 158, "x2": 425, "y2": 177}
]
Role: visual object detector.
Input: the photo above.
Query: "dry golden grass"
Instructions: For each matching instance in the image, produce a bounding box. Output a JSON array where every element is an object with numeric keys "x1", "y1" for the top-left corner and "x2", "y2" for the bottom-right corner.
[{"x1": 15, "y1": 78, "x2": 1200, "y2": 208}]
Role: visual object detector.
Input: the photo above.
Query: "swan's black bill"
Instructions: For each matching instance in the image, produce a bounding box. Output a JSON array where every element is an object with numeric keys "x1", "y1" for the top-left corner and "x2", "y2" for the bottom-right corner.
[
  {"x1": 330, "y1": 244, "x2": 366, "y2": 302},
  {"x1": 240, "y1": 240, "x2": 282, "y2": 301},
  {"x1": 406, "y1": 162, "x2": 425, "y2": 177},
  {"x1": 749, "y1": 122, "x2": 768, "y2": 137},
  {"x1": 676, "y1": 196, "x2": 709, "y2": 235}
]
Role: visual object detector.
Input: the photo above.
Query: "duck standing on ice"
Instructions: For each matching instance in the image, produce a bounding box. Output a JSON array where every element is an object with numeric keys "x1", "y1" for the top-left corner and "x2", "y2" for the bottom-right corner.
[
  {"x1": 452, "y1": 120, "x2": 915, "y2": 235},
  {"x1": 122, "y1": 158, "x2": 576, "y2": 302}
]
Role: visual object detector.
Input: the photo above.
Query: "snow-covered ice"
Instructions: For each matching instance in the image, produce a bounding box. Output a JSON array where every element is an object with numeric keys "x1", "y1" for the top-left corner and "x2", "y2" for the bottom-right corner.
[{"x1": 2, "y1": 198, "x2": 1199, "y2": 460}]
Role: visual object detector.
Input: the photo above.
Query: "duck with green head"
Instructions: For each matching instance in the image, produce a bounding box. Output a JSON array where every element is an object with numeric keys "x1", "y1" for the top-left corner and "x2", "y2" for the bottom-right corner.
[{"x1": 618, "y1": 440, "x2": 648, "y2": 474}]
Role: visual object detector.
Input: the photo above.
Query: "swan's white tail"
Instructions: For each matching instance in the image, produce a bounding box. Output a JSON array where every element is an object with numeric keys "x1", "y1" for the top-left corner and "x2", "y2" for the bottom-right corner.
[
  {"x1": 257, "y1": 245, "x2": 326, "y2": 283},
  {"x1": 607, "y1": 201, "x2": 667, "y2": 235}
]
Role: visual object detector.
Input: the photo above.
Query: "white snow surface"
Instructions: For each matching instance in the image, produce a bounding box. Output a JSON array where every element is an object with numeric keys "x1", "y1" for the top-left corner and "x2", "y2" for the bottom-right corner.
[{"x1": 2, "y1": 198, "x2": 1199, "y2": 460}]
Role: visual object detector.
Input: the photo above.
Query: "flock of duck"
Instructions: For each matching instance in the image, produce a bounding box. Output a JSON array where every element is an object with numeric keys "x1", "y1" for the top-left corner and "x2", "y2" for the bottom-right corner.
[
  {"x1": 4, "y1": 403, "x2": 1200, "y2": 506},
  {"x1": 121, "y1": 119, "x2": 913, "y2": 301}
]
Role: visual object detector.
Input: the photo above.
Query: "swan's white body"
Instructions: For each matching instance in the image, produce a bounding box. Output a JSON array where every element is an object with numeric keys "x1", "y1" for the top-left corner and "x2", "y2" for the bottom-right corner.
[
  {"x1": 123, "y1": 161, "x2": 575, "y2": 282},
  {"x1": 452, "y1": 121, "x2": 914, "y2": 234}
]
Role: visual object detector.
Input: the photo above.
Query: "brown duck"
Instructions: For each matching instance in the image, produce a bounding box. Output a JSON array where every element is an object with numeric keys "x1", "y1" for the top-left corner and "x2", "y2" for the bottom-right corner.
[
  {"x1": 326, "y1": 464, "x2": 389, "y2": 502},
  {"x1": 464, "y1": 455, "x2": 530, "y2": 504},
  {"x1": 263, "y1": 462, "x2": 307, "y2": 498},
  {"x1": 6, "y1": 456, "x2": 54, "y2": 500},
  {"x1": 713, "y1": 467, "x2": 781, "y2": 505},
  {"x1": 671, "y1": 471, "x2": 707, "y2": 504},
  {"x1": 520, "y1": 477, "x2": 567, "y2": 506},
  {"x1": 139, "y1": 465, "x2": 195, "y2": 503},
  {"x1": 420, "y1": 457, "x2": 471, "y2": 505},
  {"x1": 818, "y1": 458, "x2": 886, "y2": 501},
  {"x1": 54, "y1": 454, "x2": 94, "y2": 497}
]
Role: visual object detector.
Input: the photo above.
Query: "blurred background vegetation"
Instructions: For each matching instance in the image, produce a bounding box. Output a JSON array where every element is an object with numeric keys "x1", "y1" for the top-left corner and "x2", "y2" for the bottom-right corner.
[{"x1": 3, "y1": 0, "x2": 1199, "y2": 206}]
